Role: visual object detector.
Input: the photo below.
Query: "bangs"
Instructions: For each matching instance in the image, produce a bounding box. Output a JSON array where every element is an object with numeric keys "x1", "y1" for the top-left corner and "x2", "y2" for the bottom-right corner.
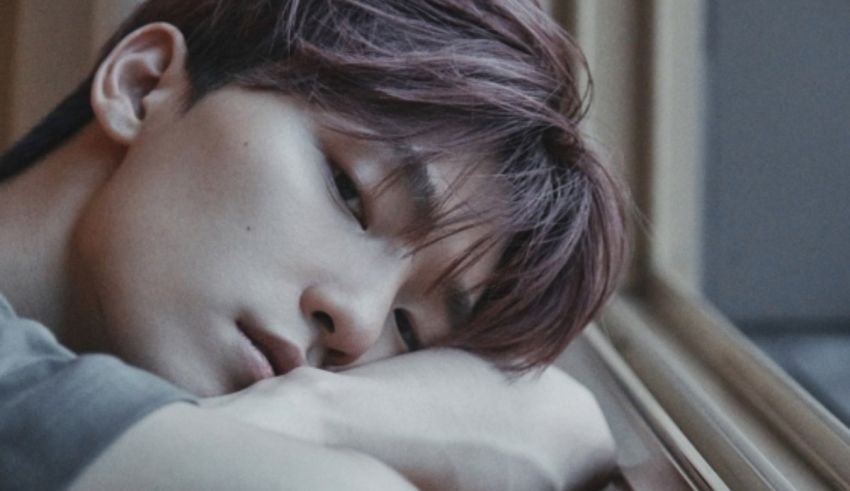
[{"x1": 449, "y1": 149, "x2": 630, "y2": 372}]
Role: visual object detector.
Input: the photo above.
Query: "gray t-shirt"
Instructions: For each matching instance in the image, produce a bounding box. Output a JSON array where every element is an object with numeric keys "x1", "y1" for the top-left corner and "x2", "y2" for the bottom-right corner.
[{"x1": 0, "y1": 294, "x2": 195, "y2": 490}]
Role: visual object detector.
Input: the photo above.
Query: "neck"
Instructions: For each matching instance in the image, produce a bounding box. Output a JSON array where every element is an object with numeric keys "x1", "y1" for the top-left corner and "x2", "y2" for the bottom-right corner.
[{"x1": 0, "y1": 123, "x2": 123, "y2": 343}]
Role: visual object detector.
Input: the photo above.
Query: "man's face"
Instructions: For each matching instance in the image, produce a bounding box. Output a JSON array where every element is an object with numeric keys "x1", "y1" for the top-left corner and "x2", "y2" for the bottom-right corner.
[{"x1": 71, "y1": 87, "x2": 499, "y2": 396}]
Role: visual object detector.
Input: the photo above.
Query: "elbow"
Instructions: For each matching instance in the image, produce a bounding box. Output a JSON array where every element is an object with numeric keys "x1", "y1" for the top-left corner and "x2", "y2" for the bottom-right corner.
[{"x1": 534, "y1": 367, "x2": 619, "y2": 490}]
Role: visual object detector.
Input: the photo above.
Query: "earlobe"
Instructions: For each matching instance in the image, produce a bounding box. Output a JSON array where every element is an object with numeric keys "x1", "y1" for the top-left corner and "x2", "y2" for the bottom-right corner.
[{"x1": 90, "y1": 22, "x2": 188, "y2": 145}]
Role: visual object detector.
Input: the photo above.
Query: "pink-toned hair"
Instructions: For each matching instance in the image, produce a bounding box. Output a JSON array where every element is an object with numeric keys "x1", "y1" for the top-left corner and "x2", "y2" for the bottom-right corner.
[{"x1": 1, "y1": 0, "x2": 630, "y2": 372}]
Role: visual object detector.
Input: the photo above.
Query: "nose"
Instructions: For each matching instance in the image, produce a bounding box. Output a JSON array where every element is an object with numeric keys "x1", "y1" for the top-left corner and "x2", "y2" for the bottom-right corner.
[{"x1": 299, "y1": 279, "x2": 398, "y2": 366}]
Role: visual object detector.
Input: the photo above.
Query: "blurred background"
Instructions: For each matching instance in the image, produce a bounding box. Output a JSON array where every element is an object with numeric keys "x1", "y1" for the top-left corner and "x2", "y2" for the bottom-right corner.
[{"x1": 703, "y1": 0, "x2": 850, "y2": 424}]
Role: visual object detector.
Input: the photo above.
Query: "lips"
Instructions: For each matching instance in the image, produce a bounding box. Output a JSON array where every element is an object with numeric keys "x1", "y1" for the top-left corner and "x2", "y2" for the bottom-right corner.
[{"x1": 236, "y1": 320, "x2": 306, "y2": 380}]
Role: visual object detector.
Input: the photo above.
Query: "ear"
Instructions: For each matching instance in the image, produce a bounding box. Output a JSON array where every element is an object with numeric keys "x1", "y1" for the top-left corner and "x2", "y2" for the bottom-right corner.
[{"x1": 91, "y1": 22, "x2": 188, "y2": 145}]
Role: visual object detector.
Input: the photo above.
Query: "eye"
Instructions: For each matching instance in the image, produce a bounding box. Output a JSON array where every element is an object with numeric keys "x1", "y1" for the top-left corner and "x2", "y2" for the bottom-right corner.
[
  {"x1": 394, "y1": 309, "x2": 422, "y2": 352},
  {"x1": 330, "y1": 160, "x2": 367, "y2": 229}
]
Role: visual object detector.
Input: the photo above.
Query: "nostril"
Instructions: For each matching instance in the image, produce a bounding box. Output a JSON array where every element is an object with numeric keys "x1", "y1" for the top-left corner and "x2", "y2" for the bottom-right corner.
[
  {"x1": 313, "y1": 311, "x2": 335, "y2": 333},
  {"x1": 322, "y1": 348, "x2": 349, "y2": 369}
]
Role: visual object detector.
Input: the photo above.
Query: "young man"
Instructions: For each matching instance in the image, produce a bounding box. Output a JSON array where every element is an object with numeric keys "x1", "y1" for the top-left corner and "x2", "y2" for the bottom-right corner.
[{"x1": 0, "y1": 0, "x2": 629, "y2": 489}]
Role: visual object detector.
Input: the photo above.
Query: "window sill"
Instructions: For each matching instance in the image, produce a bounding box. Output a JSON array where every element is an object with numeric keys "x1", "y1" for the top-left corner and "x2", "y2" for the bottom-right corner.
[{"x1": 573, "y1": 272, "x2": 850, "y2": 490}]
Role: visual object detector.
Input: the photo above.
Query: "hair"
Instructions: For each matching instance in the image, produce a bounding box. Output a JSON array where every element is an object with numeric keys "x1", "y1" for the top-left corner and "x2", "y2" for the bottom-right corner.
[{"x1": 0, "y1": 0, "x2": 629, "y2": 372}]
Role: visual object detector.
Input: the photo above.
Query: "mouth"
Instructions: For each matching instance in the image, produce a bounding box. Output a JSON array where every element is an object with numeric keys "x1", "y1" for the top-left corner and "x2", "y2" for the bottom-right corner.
[{"x1": 236, "y1": 320, "x2": 306, "y2": 381}]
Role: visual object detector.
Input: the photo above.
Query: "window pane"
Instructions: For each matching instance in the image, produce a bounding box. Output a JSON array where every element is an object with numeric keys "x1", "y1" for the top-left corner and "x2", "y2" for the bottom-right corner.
[{"x1": 703, "y1": 0, "x2": 850, "y2": 426}]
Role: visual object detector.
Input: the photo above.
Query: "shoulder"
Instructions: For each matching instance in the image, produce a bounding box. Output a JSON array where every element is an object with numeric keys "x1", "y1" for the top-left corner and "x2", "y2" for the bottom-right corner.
[
  {"x1": 0, "y1": 292, "x2": 15, "y2": 319},
  {"x1": 0, "y1": 291, "x2": 76, "y2": 363}
]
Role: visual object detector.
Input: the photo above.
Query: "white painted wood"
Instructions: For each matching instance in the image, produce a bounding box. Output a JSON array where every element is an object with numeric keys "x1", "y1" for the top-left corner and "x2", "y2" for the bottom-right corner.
[{"x1": 650, "y1": 0, "x2": 706, "y2": 294}]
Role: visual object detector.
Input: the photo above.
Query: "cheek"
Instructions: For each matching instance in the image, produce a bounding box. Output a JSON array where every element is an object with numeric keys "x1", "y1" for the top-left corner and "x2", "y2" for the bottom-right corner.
[
  {"x1": 69, "y1": 139, "x2": 256, "y2": 336},
  {"x1": 70, "y1": 139, "x2": 339, "y2": 323},
  {"x1": 69, "y1": 162, "x2": 292, "y2": 393}
]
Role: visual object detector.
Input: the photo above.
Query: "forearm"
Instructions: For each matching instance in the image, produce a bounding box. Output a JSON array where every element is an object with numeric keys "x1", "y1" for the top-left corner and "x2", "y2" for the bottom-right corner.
[
  {"x1": 325, "y1": 351, "x2": 563, "y2": 490},
  {"x1": 218, "y1": 349, "x2": 615, "y2": 490},
  {"x1": 203, "y1": 348, "x2": 616, "y2": 490},
  {"x1": 70, "y1": 402, "x2": 415, "y2": 491}
]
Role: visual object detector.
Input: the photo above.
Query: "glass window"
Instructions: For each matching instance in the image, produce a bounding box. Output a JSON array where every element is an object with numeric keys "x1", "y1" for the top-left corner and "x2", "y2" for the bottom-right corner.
[{"x1": 702, "y1": 0, "x2": 850, "y2": 427}]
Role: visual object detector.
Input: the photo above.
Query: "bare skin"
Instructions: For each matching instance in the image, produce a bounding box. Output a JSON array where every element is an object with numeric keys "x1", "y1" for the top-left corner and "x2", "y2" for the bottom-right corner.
[{"x1": 0, "y1": 23, "x2": 616, "y2": 490}]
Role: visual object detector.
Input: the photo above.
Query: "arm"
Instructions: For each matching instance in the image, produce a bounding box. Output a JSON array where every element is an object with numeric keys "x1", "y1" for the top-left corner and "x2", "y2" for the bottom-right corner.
[
  {"x1": 0, "y1": 298, "x2": 411, "y2": 491},
  {"x1": 205, "y1": 349, "x2": 617, "y2": 490},
  {"x1": 337, "y1": 350, "x2": 617, "y2": 490},
  {"x1": 70, "y1": 402, "x2": 415, "y2": 491}
]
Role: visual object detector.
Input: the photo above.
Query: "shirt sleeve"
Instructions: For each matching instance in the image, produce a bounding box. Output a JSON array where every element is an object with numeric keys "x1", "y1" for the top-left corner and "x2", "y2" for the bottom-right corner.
[{"x1": 0, "y1": 295, "x2": 196, "y2": 491}]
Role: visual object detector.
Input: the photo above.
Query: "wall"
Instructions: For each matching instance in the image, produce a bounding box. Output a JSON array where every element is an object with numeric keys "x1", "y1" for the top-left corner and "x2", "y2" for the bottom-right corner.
[
  {"x1": 0, "y1": 0, "x2": 140, "y2": 149},
  {"x1": 0, "y1": 1, "x2": 19, "y2": 149}
]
